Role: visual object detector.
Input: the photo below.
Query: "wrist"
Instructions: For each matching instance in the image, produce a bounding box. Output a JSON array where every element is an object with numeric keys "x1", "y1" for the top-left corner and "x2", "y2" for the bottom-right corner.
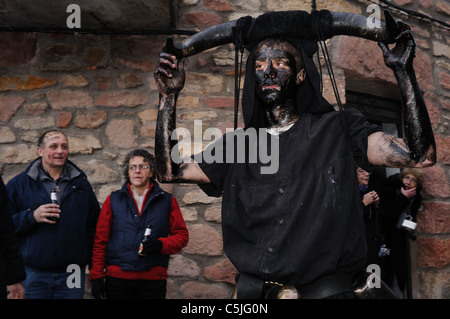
[{"x1": 392, "y1": 64, "x2": 415, "y2": 78}]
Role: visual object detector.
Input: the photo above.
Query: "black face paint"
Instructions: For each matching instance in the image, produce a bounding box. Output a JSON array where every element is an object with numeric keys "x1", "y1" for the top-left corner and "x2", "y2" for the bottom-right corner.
[{"x1": 254, "y1": 42, "x2": 299, "y2": 108}]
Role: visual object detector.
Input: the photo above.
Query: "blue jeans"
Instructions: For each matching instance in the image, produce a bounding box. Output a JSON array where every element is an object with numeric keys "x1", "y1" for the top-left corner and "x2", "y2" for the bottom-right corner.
[{"x1": 23, "y1": 266, "x2": 85, "y2": 299}]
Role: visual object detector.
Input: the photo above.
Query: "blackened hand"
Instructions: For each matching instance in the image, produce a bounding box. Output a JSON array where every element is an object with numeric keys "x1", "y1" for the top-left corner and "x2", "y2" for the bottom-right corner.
[
  {"x1": 378, "y1": 21, "x2": 415, "y2": 71},
  {"x1": 154, "y1": 49, "x2": 186, "y2": 98}
]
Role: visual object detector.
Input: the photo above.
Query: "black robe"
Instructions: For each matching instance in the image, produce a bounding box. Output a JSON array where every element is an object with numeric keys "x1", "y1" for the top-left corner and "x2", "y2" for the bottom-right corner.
[{"x1": 198, "y1": 109, "x2": 380, "y2": 284}]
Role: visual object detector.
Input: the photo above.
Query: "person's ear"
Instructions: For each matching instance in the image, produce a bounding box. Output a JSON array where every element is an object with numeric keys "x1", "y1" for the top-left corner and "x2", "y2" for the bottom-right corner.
[{"x1": 296, "y1": 69, "x2": 305, "y2": 85}]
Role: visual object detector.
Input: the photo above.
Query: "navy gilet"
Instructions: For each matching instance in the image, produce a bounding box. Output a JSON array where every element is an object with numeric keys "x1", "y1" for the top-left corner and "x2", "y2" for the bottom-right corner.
[{"x1": 105, "y1": 182, "x2": 172, "y2": 271}]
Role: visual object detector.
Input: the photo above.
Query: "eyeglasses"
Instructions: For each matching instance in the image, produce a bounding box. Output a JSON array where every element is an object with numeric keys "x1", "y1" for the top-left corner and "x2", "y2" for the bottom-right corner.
[
  {"x1": 356, "y1": 169, "x2": 371, "y2": 175},
  {"x1": 128, "y1": 164, "x2": 149, "y2": 171},
  {"x1": 402, "y1": 175, "x2": 417, "y2": 184}
]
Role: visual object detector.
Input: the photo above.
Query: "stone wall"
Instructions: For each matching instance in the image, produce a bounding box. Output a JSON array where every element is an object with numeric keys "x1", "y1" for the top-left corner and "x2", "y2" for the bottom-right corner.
[{"x1": 0, "y1": 0, "x2": 449, "y2": 298}]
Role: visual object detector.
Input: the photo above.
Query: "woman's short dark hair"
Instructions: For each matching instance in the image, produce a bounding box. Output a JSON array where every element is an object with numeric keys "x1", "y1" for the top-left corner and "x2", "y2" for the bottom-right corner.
[{"x1": 123, "y1": 149, "x2": 155, "y2": 180}]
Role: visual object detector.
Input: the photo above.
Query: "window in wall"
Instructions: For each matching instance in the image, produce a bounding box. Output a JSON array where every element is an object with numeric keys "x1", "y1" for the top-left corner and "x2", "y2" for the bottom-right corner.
[{"x1": 345, "y1": 90, "x2": 403, "y2": 188}]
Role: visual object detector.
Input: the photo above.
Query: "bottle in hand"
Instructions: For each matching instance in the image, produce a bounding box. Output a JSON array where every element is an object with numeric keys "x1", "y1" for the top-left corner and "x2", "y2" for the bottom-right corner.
[
  {"x1": 138, "y1": 224, "x2": 152, "y2": 256},
  {"x1": 48, "y1": 188, "x2": 60, "y2": 222}
]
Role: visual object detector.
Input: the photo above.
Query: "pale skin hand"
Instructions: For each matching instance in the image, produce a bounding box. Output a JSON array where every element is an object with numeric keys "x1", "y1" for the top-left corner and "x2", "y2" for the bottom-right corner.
[
  {"x1": 362, "y1": 190, "x2": 380, "y2": 207},
  {"x1": 7, "y1": 283, "x2": 24, "y2": 299},
  {"x1": 33, "y1": 203, "x2": 60, "y2": 224},
  {"x1": 401, "y1": 187, "x2": 416, "y2": 199}
]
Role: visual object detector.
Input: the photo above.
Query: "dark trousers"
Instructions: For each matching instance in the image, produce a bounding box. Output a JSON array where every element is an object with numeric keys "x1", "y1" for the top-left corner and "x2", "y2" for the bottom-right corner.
[{"x1": 105, "y1": 276, "x2": 166, "y2": 299}]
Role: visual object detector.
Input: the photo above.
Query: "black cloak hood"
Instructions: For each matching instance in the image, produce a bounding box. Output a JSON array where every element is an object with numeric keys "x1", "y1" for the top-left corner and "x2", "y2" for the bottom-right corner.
[{"x1": 234, "y1": 11, "x2": 335, "y2": 129}]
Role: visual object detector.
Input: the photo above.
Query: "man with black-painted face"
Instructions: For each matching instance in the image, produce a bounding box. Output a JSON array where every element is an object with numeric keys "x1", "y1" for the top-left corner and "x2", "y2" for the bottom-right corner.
[
  {"x1": 154, "y1": 26, "x2": 435, "y2": 299},
  {"x1": 254, "y1": 39, "x2": 305, "y2": 128}
]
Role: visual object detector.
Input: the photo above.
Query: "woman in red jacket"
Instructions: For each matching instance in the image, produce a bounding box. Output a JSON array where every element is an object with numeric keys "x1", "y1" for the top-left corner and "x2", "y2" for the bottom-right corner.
[{"x1": 89, "y1": 149, "x2": 188, "y2": 299}]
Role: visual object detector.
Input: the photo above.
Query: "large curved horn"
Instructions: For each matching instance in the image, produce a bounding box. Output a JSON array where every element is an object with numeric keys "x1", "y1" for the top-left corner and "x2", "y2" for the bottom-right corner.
[
  {"x1": 166, "y1": 20, "x2": 236, "y2": 58},
  {"x1": 328, "y1": 10, "x2": 399, "y2": 42},
  {"x1": 167, "y1": 10, "x2": 400, "y2": 58}
]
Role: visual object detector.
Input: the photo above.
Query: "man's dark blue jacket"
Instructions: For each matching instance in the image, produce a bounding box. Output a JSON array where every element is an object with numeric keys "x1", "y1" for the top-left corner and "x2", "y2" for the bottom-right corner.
[
  {"x1": 0, "y1": 174, "x2": 26, "y2": 297},
  {"x1": 6, "y1": 158, "x2": 100, "y2": 272}
]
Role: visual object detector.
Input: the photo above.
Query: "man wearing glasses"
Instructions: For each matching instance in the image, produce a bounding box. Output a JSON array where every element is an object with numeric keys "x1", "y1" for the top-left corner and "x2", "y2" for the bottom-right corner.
[{"x1": 89, "y1": 149, "x2": 188, "y2": 299}]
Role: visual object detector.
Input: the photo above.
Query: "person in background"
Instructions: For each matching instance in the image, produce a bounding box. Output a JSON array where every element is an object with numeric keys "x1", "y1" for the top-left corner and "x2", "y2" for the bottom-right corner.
[
  {"x1": 0, "y1": 174, "x2": 26, "y2": 299},
  {"x1": 89, "y1": 149, "x2": 188, "y2": 299},
  {"x1": 356, "y1": 166, "x2": 387, "y2": 266},
  {"x1": 380, "y1": 168, "x2": 424, "y2": 298},
  {"x1": 6, "y1": 130, "x2": 100, "y2": 299}
]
